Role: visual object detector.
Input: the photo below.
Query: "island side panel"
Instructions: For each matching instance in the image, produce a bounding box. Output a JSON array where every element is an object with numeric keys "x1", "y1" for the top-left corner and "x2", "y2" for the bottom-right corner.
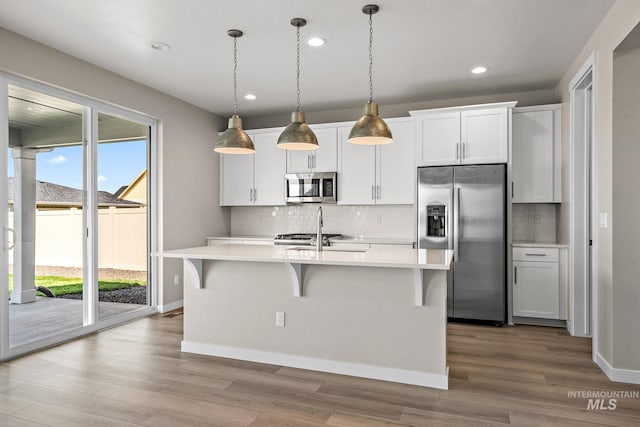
[{"x1": 182, "y1": 260, "x2": 448, "y2": 389}]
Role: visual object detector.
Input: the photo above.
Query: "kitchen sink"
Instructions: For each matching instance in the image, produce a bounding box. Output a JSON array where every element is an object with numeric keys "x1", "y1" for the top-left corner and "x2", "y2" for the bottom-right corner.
[{"x1": 286, "y1": 246, "x2": 368, "y2": 253}]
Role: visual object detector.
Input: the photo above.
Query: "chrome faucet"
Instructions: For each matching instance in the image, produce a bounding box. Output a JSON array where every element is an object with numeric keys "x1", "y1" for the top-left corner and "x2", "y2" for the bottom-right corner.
[{"x1": 316, "y1": 206, "x2": 323, "y2": 252}]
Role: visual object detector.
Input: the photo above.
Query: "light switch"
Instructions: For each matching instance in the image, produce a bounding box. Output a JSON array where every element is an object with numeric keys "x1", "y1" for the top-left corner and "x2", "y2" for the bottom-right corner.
[
  {"x1": 599, "y1": 212, "x2": 608, "y2": 228},
  {"x1": 275, "y1": 311, "x2": 285, "y2": 327}
]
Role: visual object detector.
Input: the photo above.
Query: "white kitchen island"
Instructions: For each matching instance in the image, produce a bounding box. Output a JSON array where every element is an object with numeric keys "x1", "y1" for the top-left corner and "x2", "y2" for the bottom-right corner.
[{"x1": 163, "y1": 245, "x2": 454, "y2": 389}]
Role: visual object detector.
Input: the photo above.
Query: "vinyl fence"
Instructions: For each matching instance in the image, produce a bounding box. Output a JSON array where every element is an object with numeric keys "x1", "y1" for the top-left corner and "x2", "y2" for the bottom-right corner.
[{"x1": 9, "y1": 207, "x2": 147, "y2": 271}]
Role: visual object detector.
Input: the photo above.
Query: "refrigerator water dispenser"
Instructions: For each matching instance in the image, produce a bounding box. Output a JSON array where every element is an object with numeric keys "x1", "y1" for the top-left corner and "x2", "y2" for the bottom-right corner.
[{"x1": 426, "y1": 204, "x2": 446, "y2": 237}]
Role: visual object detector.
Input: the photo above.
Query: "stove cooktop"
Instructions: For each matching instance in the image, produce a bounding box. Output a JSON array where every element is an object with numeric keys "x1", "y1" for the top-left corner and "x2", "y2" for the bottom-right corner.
[{"x1": 274, "y1": 233, "x2": 343, "y2": 245}]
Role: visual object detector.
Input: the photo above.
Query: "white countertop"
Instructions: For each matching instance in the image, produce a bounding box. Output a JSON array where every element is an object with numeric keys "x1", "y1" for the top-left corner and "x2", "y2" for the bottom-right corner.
[
  {"x1": 332, "y1": 236, "x2": 414, "y2": 245},
  {"x1": 206, "y1": 236, "x2": 272, "y2": 241},
  {"x1": 206, "y1": 235, "x2": 415, "y2": 245},
  {"x1": 512, "y1": 242, "x2": 569, "y2": 249},
  {"x1": 163, "y1": 244, "x2": 453, "y2": 270}
]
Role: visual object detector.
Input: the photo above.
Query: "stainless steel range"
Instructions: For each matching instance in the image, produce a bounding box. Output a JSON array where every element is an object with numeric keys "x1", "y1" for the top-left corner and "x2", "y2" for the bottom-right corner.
[{"x1": 273, "y1": 233, "x2": 342, "y2": 246}]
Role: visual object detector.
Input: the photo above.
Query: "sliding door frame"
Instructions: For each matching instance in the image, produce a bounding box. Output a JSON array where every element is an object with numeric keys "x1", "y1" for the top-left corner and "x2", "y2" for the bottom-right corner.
[{"x1": 0, "y1": 72, "x2": 159, "y2": 360}]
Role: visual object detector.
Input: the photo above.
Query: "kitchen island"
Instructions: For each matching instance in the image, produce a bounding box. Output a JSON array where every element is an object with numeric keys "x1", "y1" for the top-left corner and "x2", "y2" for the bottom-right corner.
[{"x1": 163, "y1": 245, "x2": 454, "y2": 389}]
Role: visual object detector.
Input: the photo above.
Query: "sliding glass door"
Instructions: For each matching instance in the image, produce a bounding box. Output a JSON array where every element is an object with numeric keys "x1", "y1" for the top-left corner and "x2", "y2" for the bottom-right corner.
[
  {"x1": 97, "y1": 111, "x2": 150, "y2": 321},
  {"x1": 0, "y1": 75, "x2": 156, "y2": 359}
]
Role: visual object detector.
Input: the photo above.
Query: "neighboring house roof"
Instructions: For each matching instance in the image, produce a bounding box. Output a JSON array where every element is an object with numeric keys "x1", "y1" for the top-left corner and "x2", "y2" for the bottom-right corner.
[
  {"x1": 8, "y1": 178, "x2": 143, "y2": 208},
  {"x1": 118, "y1": 169, "x2": 146, "y2": 204},
  {"x1": 112, "y1": 185, "x2": 128, "y2": 199}
]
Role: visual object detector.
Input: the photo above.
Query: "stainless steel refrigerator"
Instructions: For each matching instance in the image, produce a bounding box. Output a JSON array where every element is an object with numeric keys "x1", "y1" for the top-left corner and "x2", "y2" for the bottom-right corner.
[{"x1": 418, "y1": 165, "x2": 506, "y2": 324}]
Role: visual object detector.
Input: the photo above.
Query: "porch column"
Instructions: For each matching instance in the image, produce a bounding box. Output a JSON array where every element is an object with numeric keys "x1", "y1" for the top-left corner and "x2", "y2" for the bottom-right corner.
[{"x1": 10, "y1": 148, "x2": 37, "y2": 304}]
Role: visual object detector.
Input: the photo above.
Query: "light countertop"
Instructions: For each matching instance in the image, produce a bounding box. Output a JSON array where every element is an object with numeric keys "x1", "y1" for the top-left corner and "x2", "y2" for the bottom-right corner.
[
  {"x1": 512, "y1": 242, "x2": 569, "y2": 249},
  {"x1": 206, "y1": 235, "x2": 415, "y2": 245},
  {"x1": 206, "y1": 236, "x2": 272, "y2": 241},
  {"x1": 163, "y1": 244, "x2": 453, "y2": 270},
  {"x1": 332, "y1": 236, "x2": 414, "y2": 245}
]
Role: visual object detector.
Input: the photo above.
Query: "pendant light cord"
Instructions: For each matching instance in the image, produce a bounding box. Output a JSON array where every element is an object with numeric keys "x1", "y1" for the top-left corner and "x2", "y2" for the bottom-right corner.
[
  {"x1": 368, "y1": 11, "x2": 374, "y2": 103},
  {"x1": 296, "y1": 24, "x2": 301, "y2": 111},
  {"x1": 233, "y1": 35, "x2": 238, "y2": 116}
]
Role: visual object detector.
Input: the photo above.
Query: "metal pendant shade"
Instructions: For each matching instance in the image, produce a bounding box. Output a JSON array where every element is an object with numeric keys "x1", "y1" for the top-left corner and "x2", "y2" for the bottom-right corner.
[
  {"x1": 215, "y1": 29, "x2": 255, "y2": 154},
  {"x1": 349, "y1": 4, "x2": 393, "y2": 146},
  {"x1": 216, "y1": 114, "x2": 255, "y2": 154},
  {"x1": 349, "y1": 100, "x2": 392, "y2": 145},
  {"x1": 277, "y1": 18, "x2": 319, "y2": 150}
]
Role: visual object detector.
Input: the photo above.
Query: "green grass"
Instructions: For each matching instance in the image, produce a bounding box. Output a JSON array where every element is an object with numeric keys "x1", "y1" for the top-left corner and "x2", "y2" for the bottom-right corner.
[{"x1": 8, "y1": 275, "x2": 146, "y2": 297}]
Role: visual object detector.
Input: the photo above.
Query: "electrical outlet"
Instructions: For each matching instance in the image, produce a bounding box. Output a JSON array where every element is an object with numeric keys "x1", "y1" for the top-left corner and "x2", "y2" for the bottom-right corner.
[
  {"x1": 173, "y1": 274, "x2": 180, "y2": 286},
  {"x1": 275, "y1": 311, "x2": 285, "y2": 327}
]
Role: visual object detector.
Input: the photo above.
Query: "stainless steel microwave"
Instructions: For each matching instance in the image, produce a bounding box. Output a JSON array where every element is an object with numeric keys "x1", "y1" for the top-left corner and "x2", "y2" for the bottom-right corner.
[{"x1": 285, "y1": 172, "x2": 337, "y2": 204}]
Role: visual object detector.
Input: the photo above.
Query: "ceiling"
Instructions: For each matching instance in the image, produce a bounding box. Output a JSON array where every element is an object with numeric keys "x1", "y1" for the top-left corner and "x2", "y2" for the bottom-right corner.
[{"x1": 0, "y1": 0, "x2": 615, "y2": 118}]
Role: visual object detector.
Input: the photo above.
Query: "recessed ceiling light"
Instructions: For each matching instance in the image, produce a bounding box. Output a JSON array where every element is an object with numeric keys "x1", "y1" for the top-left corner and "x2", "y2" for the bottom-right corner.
[
  {"x1": 307, "y1": 37, "x2": 326, "y2": 47},
  {"x1": 471, "y1": 66, "x2": 488, "y2": 74},
  {"x1": 244, "y1": 94, "x2": 257, "y2": 100},
  {"x1": 27, "y1": 106, "x2": 44, "y2": 112},
  {"x1": 150, "y1": 41, "x2": 171, "y2": 51}
]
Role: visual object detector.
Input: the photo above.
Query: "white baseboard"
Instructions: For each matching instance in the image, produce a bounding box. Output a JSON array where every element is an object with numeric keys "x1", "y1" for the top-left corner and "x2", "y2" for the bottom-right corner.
[
  {"x1": 595, "y1": 351, "x2": 640, "y2": 384},
  {"x1": 157, "y1": 299, "x2": 183, "y2": 313},
  {"x1": 181, "y1": 340, "x2": 448, "y2": 390}
]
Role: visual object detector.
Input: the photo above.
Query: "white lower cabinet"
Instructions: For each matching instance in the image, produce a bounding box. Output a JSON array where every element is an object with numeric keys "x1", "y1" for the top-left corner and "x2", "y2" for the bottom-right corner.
[{"x1": 513, "y1": 247, "x2": 563, "y2": 319}]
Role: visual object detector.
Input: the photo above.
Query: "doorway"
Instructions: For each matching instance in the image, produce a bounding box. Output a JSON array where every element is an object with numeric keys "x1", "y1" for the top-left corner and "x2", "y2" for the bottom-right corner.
[
  {"x1": 569, "y1": 54, "x2": 596, "y2": 340},
  {"x1": 0, "y1": 75, "x2": 157, "y2": 359}
]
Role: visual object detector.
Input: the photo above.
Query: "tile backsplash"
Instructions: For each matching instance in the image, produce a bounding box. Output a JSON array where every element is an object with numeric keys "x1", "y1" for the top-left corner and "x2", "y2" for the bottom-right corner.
[
  {"x1": 512, "y1": 204, "x2": 557, "y2": 242},
  {"x1": 230, "y1": 205, "x2": 415, "y2": 239}
]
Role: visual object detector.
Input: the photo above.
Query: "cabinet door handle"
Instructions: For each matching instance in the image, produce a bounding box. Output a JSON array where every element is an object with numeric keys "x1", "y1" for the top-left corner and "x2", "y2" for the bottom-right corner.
[
  {"x1": 462, "y1": 142, "x2": 466, "y2": 159},
  {"x1": 371, "y1": 185, "x2": 375, "y2": 200},
  {"x1": 307, "y1": 155, "x2": 311, "y2": 169},
  {"x1": 377, "y1": 185, "x2": 381, "y2": 200},
  {"x1": 514, "y1": 266, "x2": 518, "y2": 284},
  {"x1": 525, "y1": 253, "x2": 546, "y2": 257},
  {"x1": 249, "y1": 188, "x2": 253, "y2": 201},
  {"x1": 512, "y1": 182, "x2": 515, "y2": 199},
  {"x1": 253, "y1": 188, "x2": 257, "y2": 202},
  {"x1": 455, "y1": 143, "x2": 459, "y2": 160}
]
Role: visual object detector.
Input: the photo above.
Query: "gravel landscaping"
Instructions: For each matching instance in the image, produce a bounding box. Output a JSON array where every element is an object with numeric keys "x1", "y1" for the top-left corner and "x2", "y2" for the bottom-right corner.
[{"x1": 58, "y1": 286, "x2": 147, "y2": 305}]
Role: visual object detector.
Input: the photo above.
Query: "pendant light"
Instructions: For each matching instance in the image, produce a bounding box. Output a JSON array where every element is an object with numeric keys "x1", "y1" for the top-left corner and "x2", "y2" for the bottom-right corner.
[
  {"x1": 277, "y1": 18, "x2": 319, "y2": 150},
  {"x1": 215, "y1": 29, "x2": 255, "y2": 154},
  {"x1": 348, "y1": 4, "x2": 393, "y2": 145}
]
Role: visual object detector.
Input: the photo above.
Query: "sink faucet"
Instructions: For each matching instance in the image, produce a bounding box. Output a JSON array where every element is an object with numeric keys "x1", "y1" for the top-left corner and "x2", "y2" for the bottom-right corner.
[{"x1": 316, "y1": 206, "x2": 323, "y2": 252}]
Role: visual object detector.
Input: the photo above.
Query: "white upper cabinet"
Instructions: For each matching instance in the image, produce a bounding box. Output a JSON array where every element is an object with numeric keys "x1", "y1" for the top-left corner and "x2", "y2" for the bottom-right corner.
[
  {"x1": 415, "y1": 111, "x2": 460, "y2": 166},
  {"x1": 377, "y1": 118, "x2": 416, "y2": 204},
  {"x1": 512, "y1": 104, "x2": 562, "y2": 203},
  {"x1": 411, "y1": 102, "x2": 516, "y2": 166},
  {"x1": 338, "y1": 118, "x2": 415, "y2": 205},
  {"x1": 461, "y1": 108, "x2": 509, "y2": 164},
  {"x1": 287, "y1": 126, "x2": 338, "y2": 173},
  {"x1": 338, "y1": 126, "x2": 377, "y2": 205},
  {"x1": 221, "y1": 146, "x2": 254, "y2": 206},
  {"x1": 253, "y1": 131, "x2": 287, "y2": 206},
  {"x1": 220, "y1": 130, "x2": 286, "y2": 206}
]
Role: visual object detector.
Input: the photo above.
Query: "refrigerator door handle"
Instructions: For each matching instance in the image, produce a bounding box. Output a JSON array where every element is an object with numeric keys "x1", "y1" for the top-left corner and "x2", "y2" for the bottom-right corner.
[{"x1": 453, "y1": 187, "x2": 460, "y2": 261}]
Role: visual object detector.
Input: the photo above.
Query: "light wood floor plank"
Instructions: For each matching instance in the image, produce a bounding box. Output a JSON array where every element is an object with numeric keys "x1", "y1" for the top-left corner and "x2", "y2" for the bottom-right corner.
[{"x1": 1, "y1": 311, "x2": 639, "y2": 426}]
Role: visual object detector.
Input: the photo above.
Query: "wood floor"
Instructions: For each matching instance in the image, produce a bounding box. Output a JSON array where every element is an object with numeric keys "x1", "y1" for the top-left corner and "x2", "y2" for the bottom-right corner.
[{"x1": 1, "y1": 311, "x2": 639, "y2": 426}]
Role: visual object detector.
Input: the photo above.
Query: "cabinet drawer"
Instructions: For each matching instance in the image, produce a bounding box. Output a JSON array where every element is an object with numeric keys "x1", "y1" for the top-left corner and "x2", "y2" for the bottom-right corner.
[{"x1": 513, "y1": 247, "x2": 558, "y2": 262}]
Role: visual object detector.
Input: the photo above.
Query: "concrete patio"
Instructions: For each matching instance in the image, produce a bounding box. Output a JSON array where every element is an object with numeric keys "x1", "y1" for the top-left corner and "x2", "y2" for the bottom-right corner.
[{"x1": 9, "y1": 296, "x2": 147, "y2": 347}]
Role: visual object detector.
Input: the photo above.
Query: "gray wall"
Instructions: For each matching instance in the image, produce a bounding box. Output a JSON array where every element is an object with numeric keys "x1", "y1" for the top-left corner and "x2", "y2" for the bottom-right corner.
[
  {"x1": 556, "y1": 0, "x2": 640, "y2": 372},
  {"x1": 612, "y1": 46, "x2": 640, "y2": 369},
  {"x1": 0, "y1": 27, "x2": 229, "y2": 308},
  {"x1": 244, "y1": 89, "x2": 559, "y2": 129}
]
